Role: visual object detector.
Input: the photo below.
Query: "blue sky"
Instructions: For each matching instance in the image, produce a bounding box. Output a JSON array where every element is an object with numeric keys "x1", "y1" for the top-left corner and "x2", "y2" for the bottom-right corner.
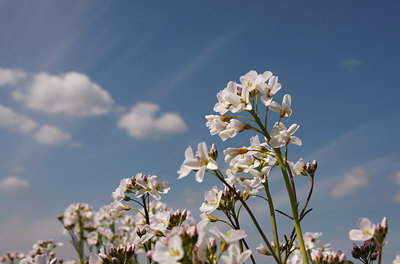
[{"x1": 0, "y1": 0, "x2": 399, "y2": 262}]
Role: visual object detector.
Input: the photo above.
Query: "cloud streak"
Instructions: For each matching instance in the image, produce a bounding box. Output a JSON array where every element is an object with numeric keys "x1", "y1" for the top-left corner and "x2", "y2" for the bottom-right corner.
[
  {"x1": 330, "y1": 167, "x2": 368, "y2": 198},
  {"x1": 0, "y1": 176, "x2": 31, "y2": 194}
]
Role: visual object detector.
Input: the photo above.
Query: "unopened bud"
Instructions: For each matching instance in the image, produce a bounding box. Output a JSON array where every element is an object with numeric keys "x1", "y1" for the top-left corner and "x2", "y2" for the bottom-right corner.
[
  {"x1": 208, "y1": 215, "x2": 218, "y2": 222},
  {"x1": 208, "y1": 144, "x2": 218, "y2": 160},
  {"x1": 220, "y1": 115, "x2": 233, "y2": 122},
  {"x1": 49, "y1": 258, "x2": 58, "y2": 264},
  {"x1": 370, "y1": 252, "x2": 378, "y2": 261},
  {"x1": 112, "y1": 257, "x2": 120, "y2": 264}
]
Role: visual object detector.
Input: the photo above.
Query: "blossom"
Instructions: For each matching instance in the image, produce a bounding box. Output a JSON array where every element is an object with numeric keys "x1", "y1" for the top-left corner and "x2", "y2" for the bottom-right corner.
[
  {"x1": 199, "y1": 186, "x2": 222, "y2": 214},
  {"x1": 269, "y1": 94, "x2": 292, "y2": 119},
  {"x1": 303, "y1": 232, "x2": 322, "y2": 249},
  {"x1": 269, "y1": 122, "x2": 302, "y2": 148},
  {"x1": 152, "y1": 232, "x2": 184, "y2": 264},
  {"x1": 219, "y1": 119, "x2": 249, "y2": 141},
  {"x1": 209, "y1": 226, "x2": 247, "y2": 243},
  {"x1": 220, "y1": 244, "x2": 252, "y2": 264},
  {"x1": 135, "y1": 173, "x2": 170, "y2": 200},
  {"x1": 239, "y1": 70, "x2": 273, "y2": 92},
  {"x1": 349, "y1": 217, "x2": 376, "y2": 241},
  {"x1": 177, "y1": 142, "x2": 218, "y2": 183},
  {"x1": 393, "y1": 255, "x2": 400, "y2": 264}
]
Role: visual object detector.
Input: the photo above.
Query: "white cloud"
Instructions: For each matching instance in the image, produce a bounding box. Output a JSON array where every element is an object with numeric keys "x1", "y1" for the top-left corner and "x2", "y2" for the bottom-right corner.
[
  {"x1": 330, "y1": 167, "x2": 368, "y2": 198},
  {"x1": 0, "y1": 104, "x2": 37, "y2": 133},
  {"x1": 118, "y1": 102, "x2": 188, "y2": 139},
  {"x1": 341, "y1": 59, "x2": 362, "y2": 72},
  {"x1": 35, "y1": 124, "x2": 79, "y2": 146},
  {"x1": 0, "y1": 67, "x2": 26, "y2": 87},
  {"x1": 13, "y1": 72, "x2": 113, "y2": 117},
  {"x1": 0, "y1": 176, "x2": 31, "y2": 194}
]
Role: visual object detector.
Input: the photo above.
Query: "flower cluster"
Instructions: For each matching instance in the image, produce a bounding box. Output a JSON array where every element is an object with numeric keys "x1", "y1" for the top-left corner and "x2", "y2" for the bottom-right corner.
[{"x1": 2, "y1": 69, "x2": 398, "y2": 264}]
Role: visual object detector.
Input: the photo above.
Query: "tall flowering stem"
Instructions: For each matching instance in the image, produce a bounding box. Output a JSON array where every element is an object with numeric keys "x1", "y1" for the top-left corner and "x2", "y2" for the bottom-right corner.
[
  {"x1": 249, "y1": 109, "x2": 309, "y2": 264},
  {"x1": 213, "y1": 169, "x2": 282, "y2": 263}
]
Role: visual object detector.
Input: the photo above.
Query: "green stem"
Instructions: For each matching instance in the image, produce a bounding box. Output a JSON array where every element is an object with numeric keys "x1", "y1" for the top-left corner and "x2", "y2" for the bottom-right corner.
[
  {"x1": 77, "y1": 214, "x2": 85, "y2": 264},
  {"x1": 264, "y1": 181, "x2": 282, "y2": 262},
  {"x1": 212, "y1": 170, "x2": 281, "y2": 263},
  {"x1": 249, "y1": 109, "x2": 309, "y2": 264},
  {"x1": 141, "y1": 195, "x2": 152, "y2": 264}
]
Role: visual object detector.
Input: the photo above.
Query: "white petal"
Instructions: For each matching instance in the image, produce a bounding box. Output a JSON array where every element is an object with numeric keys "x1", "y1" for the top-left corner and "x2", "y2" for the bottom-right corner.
[
  {"x1": 290, "y1": 136, "x2": 302, "y2": 146},
  {"x1": 195, "y1": 166, "x2": 206, "y2": 183},
  {"x1": 287, "y1": 124, "x2": 299, "y2": 135}
]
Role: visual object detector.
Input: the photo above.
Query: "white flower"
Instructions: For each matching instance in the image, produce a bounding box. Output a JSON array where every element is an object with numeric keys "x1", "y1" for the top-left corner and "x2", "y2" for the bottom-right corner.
[
  {"x1": 238, "y1": 176, "x2": 264, "y2": 196},
  {"x1": 239, "y1": 70, "x2": 273, "y2": 92},
  {"x1": 177, "y1": 142, "x2": 218, "y2": 183},
  {"x1": 393, "y1": 255, "x2": 400, "y2": 264},
  {"x1": 152, "y1": 232, "x2": 184, "y2": 264},
  {"x1": 269, "y1": 122, "x2": 302, "y2": 148},
  {"x1": 349, "y1": 217, "x2": 376, "y2": 241},
  {"x1": 269, "y1": 94, "x2": 292, "y2": 119},
  {"x1": 214, "y1": 81, "x2": 237, "y2": 115},
  {"x1": 205, "y1": 115, "x2": 228, "y2": 135},
  {"x1": 209, "y1": 226, "x2": 247, "y2": 243},
  {"x1": 220, "y1": 244, "x2": 252, "y2": 264},
  {"x1": 303, "y1": 232, "x2": 322, "y2": 249},
  {"x1": 135, "y1": 174, "x2": 170, "y2": 200},
  {"x1": 200, "y1": 186, "x2": 223, "y2": 214},
  {"x1": 219, "y1": 119, "x2": 249, "y2": 141},
  {"x1": 256, "y1": 75, "x2": 282, "y2": 106}
]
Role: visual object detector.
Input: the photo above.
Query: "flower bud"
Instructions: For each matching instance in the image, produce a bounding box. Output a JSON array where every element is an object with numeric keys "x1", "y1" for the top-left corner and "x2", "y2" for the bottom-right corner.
[
  {"x1": 370, "y1": 252, "x2": 378, "y2": 260},
  {"x1": 112, "y1": 257, "x2": 120, "y2": 264},
  {"x1": 208, "y1": 144, "x2": 218, "y2": 160}
]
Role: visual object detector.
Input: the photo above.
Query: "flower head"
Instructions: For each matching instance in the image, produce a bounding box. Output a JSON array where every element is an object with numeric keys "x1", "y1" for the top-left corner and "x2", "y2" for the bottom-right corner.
[{"x1": 349, "y1": 217, "x2": 376, "y2": 241}]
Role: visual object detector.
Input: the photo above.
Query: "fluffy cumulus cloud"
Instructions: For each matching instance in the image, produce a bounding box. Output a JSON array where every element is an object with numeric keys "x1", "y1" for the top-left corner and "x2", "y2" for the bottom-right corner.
[
  {"x1": 118, "y1": 102, "x2": 188, "y2": 139},
  {"x1": 0, "y1": 104, "x2": 37, "y2": 133},
  {"x1": 35, "y1": 124, "x2": 77, "y2": 146},
  {"x1": 0, "y1": 176, "x2": 31, "y2": 194},
  {"x1": 12, "y1": 72, "x2": 113, "y2": 117},
  {"x1": 0, "y1": 67, "x2": 26, "y2": 87},
  {"x1": 330, "y1": 167, "x2": 368, "y2": 198}
]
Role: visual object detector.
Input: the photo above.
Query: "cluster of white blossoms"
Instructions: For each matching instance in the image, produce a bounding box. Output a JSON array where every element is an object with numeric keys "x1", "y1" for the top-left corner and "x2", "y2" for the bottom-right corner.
[{"x1": 2, "y1": 69, "x2": 397, "y2": 264}]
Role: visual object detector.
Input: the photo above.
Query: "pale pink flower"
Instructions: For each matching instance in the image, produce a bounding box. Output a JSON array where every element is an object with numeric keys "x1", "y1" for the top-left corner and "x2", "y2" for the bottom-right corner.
[
  {"x1": 200, "y1": 186, "x2": 223, "y2": 214},
  {"x1": 393, "y1": 255, "x2": 400, "y2": 264},
  {"x1": 349, "y1": 217, "x2": 376, "y2": 241}
]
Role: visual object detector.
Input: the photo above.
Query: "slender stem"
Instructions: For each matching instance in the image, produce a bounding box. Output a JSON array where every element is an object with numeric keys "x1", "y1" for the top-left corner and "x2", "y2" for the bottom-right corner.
[
  {"x1": 235, "y1": 115, "x2": 256, "y2": 122},
  {"x1": 263, "y1": 180, "x2": 282, "y2": 262},
  {"x1": 141, "y1": 195, "x2": 151, "y2": 264},
  {"x1": 378, "y1": 241, "x2": 383, "y2": 264},
  {"x1": 213, "y1": 170, "x2": 281, "y2": 263},
  {"x1": 249, "y1": 109, "x2": 309, "y2": 264},
  {"x1": 77, "y1": 213, "x2": 84, "y2": 264}
]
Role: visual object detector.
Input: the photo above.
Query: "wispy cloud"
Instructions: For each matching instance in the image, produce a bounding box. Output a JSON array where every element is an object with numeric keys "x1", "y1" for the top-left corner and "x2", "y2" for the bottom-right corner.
[
  {"x1": 117, "y1": 102, "x2": 187, "y2": 139},
  {"x1": 0, "y1": 176, "x2": 31, "y2": 194},
  {"x1": 330, "y1": 167, "x2": 368, "y2": 198},
  {"x1": 13, "y1": 72, "x2": 113, "y2": 117},
  {"x1": 341, "y1": 58, "x2": 362, "y2": 72},
  {"x1": 155, "y1": 28, "x2": 241, "y2": 99},
  {"x1": 393, "y1": 170, "x2": 400, "y2": 203}
]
